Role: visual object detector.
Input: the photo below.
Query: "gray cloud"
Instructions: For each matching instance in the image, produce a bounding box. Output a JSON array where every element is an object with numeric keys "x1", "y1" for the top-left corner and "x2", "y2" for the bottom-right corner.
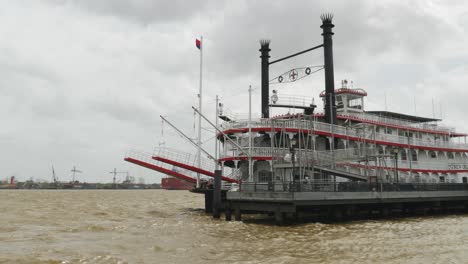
[
  {"x1": 1, "y1": 1, "x2": 468, "y2": 183},
  {"x1": 57, "y1": 0, "x2": 225, "y2": 25}
]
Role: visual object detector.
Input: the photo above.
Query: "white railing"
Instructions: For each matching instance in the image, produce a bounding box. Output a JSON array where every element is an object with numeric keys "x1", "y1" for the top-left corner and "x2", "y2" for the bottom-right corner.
[
  {"x1": 344, "y1": 158, "x2": 468, "y2": 172},
  {"x1": 269, "y1": 94, "x2": 314, "y2": 107},
  {"x1": 335, "y1": 112, "x2": 456, "y2": 134},
  {"x1": 219, "y1": 108, "x2": 261, "y2": 121},
  {"x1": 221, "y1": 118, "x2": 468, "y2": 150},
  {"x1": 125, "y1": 149, "x2": 197, "y2": 178},
  {"x1": 229, "y1": 168, "x2": 242, "y2": 181},
  {"x1": 153, "y1": 147, "x2": 216, "y2": 173},
  {"x1": 221, "y1": 147, "x2": 363, "y2": 167},
  {"x1": 153, "y1": 147, "x2": 239, "y2": 182},
  {"x1": 221, "y1": 147, "x2": 289, "y2": 159}
]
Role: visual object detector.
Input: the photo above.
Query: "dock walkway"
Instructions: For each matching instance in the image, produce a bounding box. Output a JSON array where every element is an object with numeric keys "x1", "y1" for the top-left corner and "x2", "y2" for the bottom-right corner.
[{"x1": 225, "y1": 182, "x2": 468, "y2": 224}]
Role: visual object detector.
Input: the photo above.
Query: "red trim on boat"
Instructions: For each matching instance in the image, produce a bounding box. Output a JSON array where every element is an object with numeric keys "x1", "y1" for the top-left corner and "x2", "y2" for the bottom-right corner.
[
  {"x1": 319, "y1": 88, "x2": 368, "y2": 97},
  {"x1": 337, "y1": 162, "x2": 468, "y2": 174},
  {"x1": 314, "y1": 113, "x2": 467, "y2": 137},
  {"x1": 124, "y1": 157, "x2": 197, "y2": 183},
  {"x1": 152, "y1": 156, "x2": 239, "y2": 183},
  {"x1": 218, "y1": 156, "x2": 273, "y2": 162},
  {"x1": 220, "y1": 127, "x2": 468, "y2": 152}
]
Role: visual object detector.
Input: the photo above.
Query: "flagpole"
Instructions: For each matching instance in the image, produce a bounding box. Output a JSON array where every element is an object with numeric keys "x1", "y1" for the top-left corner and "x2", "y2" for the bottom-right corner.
[{"x1": 197, "y1": 36, "x2": 203, "y2": 188}]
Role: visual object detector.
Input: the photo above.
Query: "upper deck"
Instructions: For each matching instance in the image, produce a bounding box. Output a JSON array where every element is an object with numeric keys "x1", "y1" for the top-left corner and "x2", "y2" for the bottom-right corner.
[
  {"x1": 314, "y1": 112, "x2": 465, "y2": 137},
  {"x1": 220, "y1": 118, "x2": 468, "y2": 152}
]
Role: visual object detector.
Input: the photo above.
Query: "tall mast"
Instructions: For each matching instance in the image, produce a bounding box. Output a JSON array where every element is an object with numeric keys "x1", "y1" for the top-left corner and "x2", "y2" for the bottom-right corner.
[
  {"x1": 197, "y1": 36, "x2": 203, "y2": 188},
  {"x1": 215, "y1": 95, "x2": 219, "y2": 170},
  {"x1": 248, "y1": 85, "x2": 253, "y2": 181}
]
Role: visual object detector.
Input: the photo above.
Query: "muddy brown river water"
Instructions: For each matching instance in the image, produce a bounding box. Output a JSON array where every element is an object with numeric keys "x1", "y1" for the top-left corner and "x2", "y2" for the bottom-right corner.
[{"x1": 0, "y1": 190, "x2": 467, "y2": 263}]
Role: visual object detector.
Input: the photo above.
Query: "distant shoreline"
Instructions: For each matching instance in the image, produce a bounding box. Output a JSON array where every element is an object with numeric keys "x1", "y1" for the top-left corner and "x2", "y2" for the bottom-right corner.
[{"x1": 0, "y1": 183, "x2": 161, "y2": 190}]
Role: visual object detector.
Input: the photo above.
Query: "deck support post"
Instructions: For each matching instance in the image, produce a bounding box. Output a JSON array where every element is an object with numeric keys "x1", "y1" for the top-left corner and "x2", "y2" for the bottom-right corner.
[
  {"x1": 204, "y1": 190, "x2": 213, "y2": 213},
  {"x1": 381, "y1": 207, "x2": 390, "y2": 217},
  {"x1": 213, "y1": 169, "x2": 222, "y2": 219},
  {"x1": 234, "y1": 206, "x2": 242, "y2": 221},
  {"x1": 275, "y1": 210, "x2": 285, "y2": 225},
  {"x1": 225, "y1": 205, "x2": 232, "y2": 221}
]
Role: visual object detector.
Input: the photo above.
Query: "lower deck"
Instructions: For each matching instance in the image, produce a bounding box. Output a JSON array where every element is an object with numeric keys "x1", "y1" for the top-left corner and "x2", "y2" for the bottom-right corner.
[{"x1": 224, "y1": 182, "x2": 468, "y2": 224}]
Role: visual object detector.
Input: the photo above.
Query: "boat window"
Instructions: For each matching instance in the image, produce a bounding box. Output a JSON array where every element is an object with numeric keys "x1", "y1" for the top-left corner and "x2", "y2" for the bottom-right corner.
[
  {"x1": 336, "y1": 96, "x2": 344, "y2": 109},
  {"x1": 258, "y1": 170, "x2": 272, "y2": 183},
  {"x1": 447, "y1": 152, "x2": 454, "y2": 159},
  {"x1": 348, "y1": 98, "x2": 362, "y2": 109},
  {"x1": 385, "y1": 128, "x2": 392, "y2": 134},
  {"x1": 401, "y1": 149, "x2": 407, "y2": 161},
  {"x1": 429, "y1": 151, "x2": 437, "y2": 159},
  {"x1": 378, "y1": 146, "x2": 384, "y2": 155},
  {"x1": 410, "y1": 149, "x2": 417, "y2": 161}
]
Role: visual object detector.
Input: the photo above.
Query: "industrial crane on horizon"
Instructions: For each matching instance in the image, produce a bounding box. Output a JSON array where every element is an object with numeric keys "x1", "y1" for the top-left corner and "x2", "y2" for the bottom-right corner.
[
  {"x1": 109, "y1": 168, "x2": 127, "y2": 188},
  {"x1": 70, "y1": 166, "x2": 82, "y2": 183}
]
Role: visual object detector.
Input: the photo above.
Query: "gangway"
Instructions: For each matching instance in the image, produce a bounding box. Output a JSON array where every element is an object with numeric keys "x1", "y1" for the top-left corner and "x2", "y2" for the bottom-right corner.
[
  {"x1": 124, "y1": 150, "x2": 197, "y2": 184},
  {"x1": 152, "y1": 148, "x2": 239, "y2": 184}
]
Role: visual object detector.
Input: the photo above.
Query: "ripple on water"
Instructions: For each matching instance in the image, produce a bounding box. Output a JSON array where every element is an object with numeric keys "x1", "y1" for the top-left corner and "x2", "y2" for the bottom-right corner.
[
  {"x1": 86, "y1": 224, "x2": 108, "y2": 232},
  {"x1": 93, "y1": 211, "x2": 109, "y2": 217},
  {"x1": 146, "y1": 209, "x2": 172, "y2": 218},
  {"x1": 1, "y1": 190, "x2": 467, "y2": 264},
  {"x1": 152, "y1": 244, "x2": 164, "y2": 252}
]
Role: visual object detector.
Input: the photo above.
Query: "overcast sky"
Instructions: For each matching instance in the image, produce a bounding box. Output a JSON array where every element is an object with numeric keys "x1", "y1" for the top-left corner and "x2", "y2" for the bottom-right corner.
[{"x1": 2, "y1": 0, "x2": 468, "y2": 183}]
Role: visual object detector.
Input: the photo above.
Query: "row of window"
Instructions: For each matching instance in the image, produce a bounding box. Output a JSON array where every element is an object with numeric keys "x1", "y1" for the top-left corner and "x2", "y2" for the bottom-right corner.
[
  {"x1": 378, "y1": 148, "x2": 458, "y2": 161},
  {"x1": 374, "y1": 127, "x2": 447, "y2": 141}
]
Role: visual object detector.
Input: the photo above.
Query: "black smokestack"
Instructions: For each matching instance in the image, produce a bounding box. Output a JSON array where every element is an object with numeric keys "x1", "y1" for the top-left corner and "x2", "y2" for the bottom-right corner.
[
  {"x1": 260, "y1": 39, "x2": 271, "y2": 118},
  {"x1": 321, "y1": 13, "x2": 336, "y2": 124}
]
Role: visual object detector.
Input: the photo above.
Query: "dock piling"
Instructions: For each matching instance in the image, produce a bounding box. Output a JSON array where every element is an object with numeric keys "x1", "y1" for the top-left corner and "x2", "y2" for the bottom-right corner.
[
  {"x1": 225, "y1": 205, "x2": 232, "y2": 221},
  {"x1": 234, "y1": 206, "x2": 242, "y2": 221},
  {"x1": 213, "y1": 170, "x2": 221, "y2": 218}
]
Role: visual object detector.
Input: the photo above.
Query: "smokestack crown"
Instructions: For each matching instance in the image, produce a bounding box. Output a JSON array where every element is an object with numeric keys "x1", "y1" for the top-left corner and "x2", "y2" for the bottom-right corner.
[{"x1": 320, "y1": 13, "x2": 334, "y2": 24}]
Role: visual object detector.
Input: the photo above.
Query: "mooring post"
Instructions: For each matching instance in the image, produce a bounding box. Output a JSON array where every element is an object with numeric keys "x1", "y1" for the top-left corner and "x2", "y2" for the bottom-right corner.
[
  {"x1": 260, "y1": 40, "x2": 271, "y2": 118},
  {"x1": 234, "y1": 206, "x2": 242, "y2": 221},
  {"x1": 212, "y1": 169, "x2": 222, "y2": 218},
  {"x1": 275, "y1": 210, "x2": 285, "y2": 225},
  {"x1": 225, "y1": 204, "x2": 232, "y2": 221},
  {"x1": 204, "y1": 190, "x2": 213, "y2": 213}
]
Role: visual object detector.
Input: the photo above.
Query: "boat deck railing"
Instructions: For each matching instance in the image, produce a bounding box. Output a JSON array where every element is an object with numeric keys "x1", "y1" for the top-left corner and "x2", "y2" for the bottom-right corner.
[
  {"x1": 338, "y1": 112, "x2": 456, "y2": 134},
  {"x1": 222, "y1": 146, "x2": 468, "y2": 171},
  {"x1": 221, "y1": 147, "x2": 364, "y2": 166},
  {"x1": 338, "y1": 158, "x2": 468, "y2": 171},
  {"x1": 125, "y1": 149, "x2": 197, "y2": 179},
  {"x1": 221, "y1": 119, "x2": 468, "y2": 150},
  {"x1": 269, "y1": 94, "x2": 314, "y2": 108},
  {"x1": 153, "y1": 147, "x2": 216, "y2": 173},
  {"x1": 238, "y1": 181, "x2": 468, "y2": 193}
]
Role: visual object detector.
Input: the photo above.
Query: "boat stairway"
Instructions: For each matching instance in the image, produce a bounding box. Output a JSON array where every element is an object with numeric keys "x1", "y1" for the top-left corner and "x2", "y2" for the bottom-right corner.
[
  {"x1": 153, "y1": 148, "x2": 239, "y2": 184},
  {"x1": 313, "y1": 165, "x2": 368, "y2": 181}
]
